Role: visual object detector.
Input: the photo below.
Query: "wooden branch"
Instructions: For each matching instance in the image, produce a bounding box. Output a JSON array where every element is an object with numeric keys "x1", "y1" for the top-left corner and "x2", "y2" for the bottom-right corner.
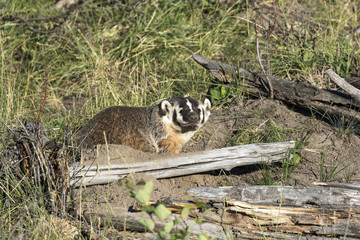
[
  {"x1": 81, "y1": 207, "x2": 230, "y2": 239},
  {"x1": 70, "y1": 141, "x2": 295, "y2": 187},
  {"x1": 193, "y1": 54, "x2": 360, "y2": 122},
  {"x1": 313, "y1": 181, "x2": 360, "y2": 190},
  {"x1": 325, "y1": 68, "x2": 360, "y2": 102},
  {"x1": 187, "y1": 185, "x2": 360, "y2": 238}
]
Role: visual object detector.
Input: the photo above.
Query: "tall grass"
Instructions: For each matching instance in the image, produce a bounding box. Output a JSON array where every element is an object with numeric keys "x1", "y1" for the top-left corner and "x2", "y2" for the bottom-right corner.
[{"x1": 1, "y1": 0, "x2": 360, "y2": 128}]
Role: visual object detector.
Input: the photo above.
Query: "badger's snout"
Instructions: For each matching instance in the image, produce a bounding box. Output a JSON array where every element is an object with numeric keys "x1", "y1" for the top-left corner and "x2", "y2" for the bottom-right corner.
[{"x1": 185, "y1": 112, "x2": 200, "y2": 123}]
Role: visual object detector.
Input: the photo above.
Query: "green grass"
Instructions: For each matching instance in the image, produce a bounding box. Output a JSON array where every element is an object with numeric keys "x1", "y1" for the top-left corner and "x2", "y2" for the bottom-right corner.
[
  {"x1": 1, "y1": 0, "x2": 360, "y2": 238},
  {"x1": 1, "y1": 0, "x2": 358, "y2": 130}
]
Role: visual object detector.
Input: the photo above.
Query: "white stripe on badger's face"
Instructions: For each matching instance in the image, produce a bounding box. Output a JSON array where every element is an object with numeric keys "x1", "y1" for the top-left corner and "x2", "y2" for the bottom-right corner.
[
  {"x1": 160, "y1": 100, "x2": 174, "y2": 124},
  {"x1": 186, "y1": 99, "x2": 194, "y2": 112},
  {"x1": 201, "y1": 98, "x2": 211, "y2": 123}
]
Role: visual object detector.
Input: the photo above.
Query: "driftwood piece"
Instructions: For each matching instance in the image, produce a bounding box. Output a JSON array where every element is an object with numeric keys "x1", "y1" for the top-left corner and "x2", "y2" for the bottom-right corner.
[
  {"x1": 193, "y1": 54, "x2": 360, "y2": 122},
  {"x1": 187, "y1": 185, "x2": 360, "y2": 239},
  {"x1": 325, "y1": 68, "x2": 360, "y2": 102},
  {"x1": 70, "y1": 141, "x2": 295, "y2": 187},
  {"x1": 82, "y1": 207, "x2": 230, "y2": 239},
  {"x1": 313, "y1": 181, "x2": 360, "y2": 190}
]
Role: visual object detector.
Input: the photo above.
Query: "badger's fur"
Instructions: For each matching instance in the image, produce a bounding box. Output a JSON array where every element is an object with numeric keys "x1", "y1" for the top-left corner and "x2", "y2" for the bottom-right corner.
[{"x1": 74, "y1": 97, "x2": 211, "y2": 153}]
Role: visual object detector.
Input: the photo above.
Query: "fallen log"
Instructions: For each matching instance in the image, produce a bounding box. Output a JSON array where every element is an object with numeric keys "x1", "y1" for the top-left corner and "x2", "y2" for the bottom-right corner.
[
  {"x1": 187, "y1": 185, "x2": 360, "y2": 239},
  {"x1": 82, "y1": 207, "x2": 230, "y2": 239},
  {"x1": 70, "y1": 141, "x2": 295, "y2": 187},
  {"x1": 193, "y1": 54, "x2": 360, "y2": 122},
  {"x1": 80, "y1": 183, "x2": 360, "y2": 239}
]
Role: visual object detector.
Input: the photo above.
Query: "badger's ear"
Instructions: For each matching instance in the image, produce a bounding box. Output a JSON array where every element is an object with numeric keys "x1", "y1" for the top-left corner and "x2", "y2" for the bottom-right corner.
[
  {"x1": 159, "y1": 100, "x2": 173, "y2": 116},
  {"x1": 203, "y1": 98, "x2": 211, "y2": 110}
]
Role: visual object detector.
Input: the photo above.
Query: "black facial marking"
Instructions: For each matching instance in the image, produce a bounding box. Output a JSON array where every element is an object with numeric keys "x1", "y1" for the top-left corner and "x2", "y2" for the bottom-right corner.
[
  {"x1": 181, "y1": 125, "x2": 198, "y2": 133},
  {"x1": 172, "y1": 110, "x2": 181, "y2": 127},
  {"x1": 158, "y1": 101, "x2": 168, "y2": 117},
  {"x1": 201, "y1": 108, "x2": 205, "y2": 124}
]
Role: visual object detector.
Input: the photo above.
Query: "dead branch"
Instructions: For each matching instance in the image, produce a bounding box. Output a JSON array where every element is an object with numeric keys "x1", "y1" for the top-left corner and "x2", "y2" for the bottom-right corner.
[
  {"x1": 254, "y1": 15, "x2": 275, "y2": 98},
  {"x1": 313, "y1": 181, "x2": 360, "y2": 190},
  {"x1": 193, "y1": 54, "x2": 360, "y2": 122},
  {"x1": 7, "y1": 120, "x2": 70, "y2": 214},
  {"x1": 325, "y1": 68, "x2": 360, "y2": 102},
  {"x1": 70, "y1": 141, "x2": 295, "y2": 187}
]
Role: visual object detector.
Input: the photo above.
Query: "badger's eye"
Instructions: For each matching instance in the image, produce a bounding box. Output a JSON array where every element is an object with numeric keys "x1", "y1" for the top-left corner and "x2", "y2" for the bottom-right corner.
[{"x1": 179, "y1": 109, "x2": 184, "y2": 115}]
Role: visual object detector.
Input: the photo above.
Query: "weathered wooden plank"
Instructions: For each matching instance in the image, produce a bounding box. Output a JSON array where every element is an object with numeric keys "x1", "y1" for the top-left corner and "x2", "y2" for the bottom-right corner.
[
  {"x1": 187, "y1": 185, "x2": 360, "y2": 209},
  {"x1": 70, "y1": 141, "x2": 295, "y2": 187},
  {"x1": 186, "y1": 185, "x2": 360, "y2": 238}
]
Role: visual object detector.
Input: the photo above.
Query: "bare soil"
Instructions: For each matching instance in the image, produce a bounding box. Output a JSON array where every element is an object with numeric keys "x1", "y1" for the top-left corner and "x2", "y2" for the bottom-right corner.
[{"x1": 74, "y1": 98, "x2": 360, "y2": 228}]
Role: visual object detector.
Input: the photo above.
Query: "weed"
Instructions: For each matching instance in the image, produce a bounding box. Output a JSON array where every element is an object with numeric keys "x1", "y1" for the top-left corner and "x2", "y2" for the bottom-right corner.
[
  {"x1": 128, "y1": 180, "x2": 213, "y2": 239},
  {"x1": 258, "y1": 140, "x2": 307, "y2": 186},
  {"x1": 324, "y1": 113, "x2": 360, "y2": 137},
  {"x1": 342, "y1": 165, "x2": 357, "y2": 183},
  {"x1": 232, "y1": 118, "x2": 294, "y2": 145},
  {"x1": 311, "y1": 152, "x2": 350, "y2": 182}
]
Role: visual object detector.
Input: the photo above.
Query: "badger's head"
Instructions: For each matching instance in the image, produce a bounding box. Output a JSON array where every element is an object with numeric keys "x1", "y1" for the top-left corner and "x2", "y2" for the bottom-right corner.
[{"x1": 159, "y1": 97, "x2": 211, "y2": 133}]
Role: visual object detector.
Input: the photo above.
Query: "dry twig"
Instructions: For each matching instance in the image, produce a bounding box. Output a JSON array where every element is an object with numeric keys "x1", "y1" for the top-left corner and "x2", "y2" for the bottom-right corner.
[{"x1": 325, "y1": 69, "x2": 360, "y2": 103}]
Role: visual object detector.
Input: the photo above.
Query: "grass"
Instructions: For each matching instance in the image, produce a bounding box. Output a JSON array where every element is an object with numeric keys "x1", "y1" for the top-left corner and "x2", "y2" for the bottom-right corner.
[
  {"x1": 1, "y1": 0, "x2": 360, "y2": 238},
  {"x1": 1, "y1": 0, "x2": 358, "y2": 128}
]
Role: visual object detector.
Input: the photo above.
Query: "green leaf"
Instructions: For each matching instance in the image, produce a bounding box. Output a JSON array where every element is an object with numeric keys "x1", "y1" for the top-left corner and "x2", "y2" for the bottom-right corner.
[
  {"x1": 137, "y1": 219, "x2": 155, "y2": 231},
  {"x1": 164, "y1": 220, "x2": 174, "y2": 233},
  {"x1": 291, "y1": 154, "x2": 301, "y2": 165},
  {"x1": 181, "y1": 205, "x2": 191, "y2": 218},
  {"x1": 197, "y1": 233, "x2": 209, "y2": 240},
  {"x1": 220, "y1": 86, "x2": 227, "y2": 96},
  {"x1": 142, "y1": 205, "x2": 155, "y2": 213},
  {"x1": 209, "y1": 86, "x2": 223, "y2": 103},
  {"x1": 154, "y1": 204, "x2": 172, "y2": 220},
  {"x1": 194, "y1": 217, "x2": 203, "y2": 224},
  {"x1": 157, "y1": 231, "x2": 167, "y2": 240},
  {"x1": 137, "y1": 180, "x2": 146, "y2": 186},
  {"x1": 135, "y1": 189, "x2": 150, "y2": 204},
  {"x1": 143, "y1": 180, "x2": 153, "y2": 194},
  {"x1": 174, "y1": 216, "x2": 182, "y2": 225},
  {"x1": 135, "y1": 180, "x2": 153, "y2": 204},
  {"x1": 125, "y1": 181, "x2": 134, "y2": 190},
  {"x1": 195, "y1": 202, "x2": 206, "y2": 209}
]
